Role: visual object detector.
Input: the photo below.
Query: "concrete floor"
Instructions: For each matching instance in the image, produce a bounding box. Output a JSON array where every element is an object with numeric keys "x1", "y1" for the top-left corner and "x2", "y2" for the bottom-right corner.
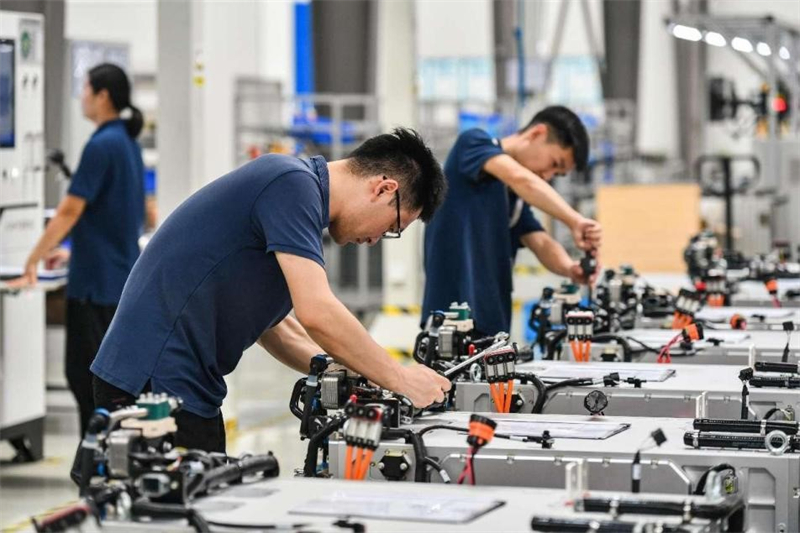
[{"x1": 0, "y1": 348, "x2": 308, "y2": 533}]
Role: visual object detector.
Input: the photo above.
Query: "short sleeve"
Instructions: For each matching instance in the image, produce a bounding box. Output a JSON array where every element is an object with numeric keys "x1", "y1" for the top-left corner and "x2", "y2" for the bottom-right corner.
[
  {"x1": 68, "y1": 139, "x2": 111, "y2": 203},
  {"x1": 456, "y1": 129, "x2": 504, "y2": 183},
  {"x1": 511, "y1": 204, "x2": 544, "y2": 248},
  {"x1": 252, "y1": 171, "x2": 325, "y2": 267}
]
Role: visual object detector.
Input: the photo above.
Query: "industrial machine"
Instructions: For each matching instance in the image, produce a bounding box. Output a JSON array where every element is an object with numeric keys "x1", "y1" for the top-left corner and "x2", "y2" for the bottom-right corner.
[
  {"x1": 327, "y1": 412, "x2": 797, "y2": 532},
  {"x1": 581, "y1": 327, "x2": 798, "y2": 366},
  {"x1": 453, "y1": 360, "x2": 800, "y2": 421},
  {"x1": 31, "y1": 392, "x2": 280, "y2": 533},
  {"x1": 0, "y1": 10, "x2": 46, "y2": 462}
]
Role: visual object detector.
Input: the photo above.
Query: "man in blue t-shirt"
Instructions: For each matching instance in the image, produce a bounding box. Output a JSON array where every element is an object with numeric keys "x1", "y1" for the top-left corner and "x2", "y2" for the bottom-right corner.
[
  {"x1": 423, "y1": 106, "x2": 602, "y2": 336},
  {"x1": 89, "y1": 128, "x2": 451, "y2": 452}
]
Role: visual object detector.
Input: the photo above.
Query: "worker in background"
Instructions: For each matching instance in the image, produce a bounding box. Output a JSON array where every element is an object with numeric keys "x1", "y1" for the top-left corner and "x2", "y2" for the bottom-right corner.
[
  {"x1": 422, "y1": 106, "x2": 602, "y2": 337},
  {"x1": 9, "y1": 64, "x2": 145, "y2": 438},
  {"x1": 90, "y1": 128, "x2": 452, "y2": 452}
]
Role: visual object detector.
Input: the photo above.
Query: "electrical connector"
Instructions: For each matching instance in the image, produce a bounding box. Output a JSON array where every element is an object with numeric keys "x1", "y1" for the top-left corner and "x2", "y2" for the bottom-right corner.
[{"x1": 566, "y1": 310, "x2": 594, "y2": 362}]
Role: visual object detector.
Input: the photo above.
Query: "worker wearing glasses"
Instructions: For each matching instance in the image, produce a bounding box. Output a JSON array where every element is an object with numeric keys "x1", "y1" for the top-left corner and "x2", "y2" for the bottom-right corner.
[
  {"x1": 422, "y1": 106, "x2": 603, "y2": 337},
  {"x1": 90, "y1": 128, "x2": 450, "y2": 452}
]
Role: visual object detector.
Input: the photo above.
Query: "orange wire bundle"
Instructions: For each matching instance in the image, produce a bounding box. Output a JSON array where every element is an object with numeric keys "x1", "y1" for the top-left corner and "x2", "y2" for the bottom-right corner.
[
  {"x1": 671, "y1": 311, "x2": 693, "y2": 330},
  {"x1": 457, "y1": 414, "x2": 497, "y2": 485},
  {"x1": 484, "y1": 349, "x2": 517, "y2": 413},
  {"x1": 658, "y1": 323, "x2": 704, "y2": 364},
  {"x1": 342, "y1": 403, "x2": 383, "y2": 481},
  {"x1": 672, "y1": 289, "x2": 703, "y2": 329},
  {"x1": 569, "y1": 339, "x2": 592, "y2": 362},
  {"x1": 566, "y1": 310, "x2": 594, "y2": 362}
]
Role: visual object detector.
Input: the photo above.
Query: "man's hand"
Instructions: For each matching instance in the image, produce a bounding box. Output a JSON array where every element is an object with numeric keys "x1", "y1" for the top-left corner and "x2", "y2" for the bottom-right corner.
[
  {"x1": 276, "y1": 252, "x2": 450, "y2": 406},
  {"x1": 396, "y1": 364, "x2": 452, "y2": 407},
  {"x1": 6, "y1": 257, "x2": 38, "y2": 289},
  {"x1": 570, "y1": 217, "x2": 603, "y2": 251},
  {"x1": 567, "y1": 259, "x2": 601, "y2": 286},
  {"x1": 44, "y1": 248, "x2": 70, "y2": 270}
]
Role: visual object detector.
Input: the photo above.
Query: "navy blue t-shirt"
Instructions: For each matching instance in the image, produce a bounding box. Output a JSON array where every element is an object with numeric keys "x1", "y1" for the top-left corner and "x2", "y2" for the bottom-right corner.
[
  {"x1": 422, "y1": 129, "x2": 543, "y2": 336},
  {"x1": 67, "y1": 119, "x2": 145, "y2": 305},
  {"x1": 91, "y1": 154, "x2": 329, "y2": 417}
]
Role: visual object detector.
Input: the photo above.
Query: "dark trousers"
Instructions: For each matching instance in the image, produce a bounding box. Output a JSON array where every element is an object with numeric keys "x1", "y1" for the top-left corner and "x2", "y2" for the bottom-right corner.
[
  {"x1": 92, "y1": 375, "x2": 227, "y2": 453},
  {"x1": 66, "y1": 298, "x2": 117, "y2": 437}
]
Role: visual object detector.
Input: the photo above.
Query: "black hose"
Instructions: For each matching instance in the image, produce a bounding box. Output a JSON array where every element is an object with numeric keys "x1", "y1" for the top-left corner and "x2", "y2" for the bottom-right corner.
[
  {"x1": 382, "y1": 428, "x2": 433, "y2": 483},
  {"x1": 516, "y1": 372, "x2": 547, "y2": 414},
  {"x1": 531, "y1": 516, "x2": 690, "y2": 533},
  {"x1": 131, "y1": 499, "x2": 210, "y2": 533},
  {"x1": 288, "y1": 379, "x2": 305, "y2": 420},
  {"x1": 74, "y1": 411, "x2": 111, "y2": 495},
  {"x1": 763, "y1": 407, "x2": 783, "y2": 420},
  {"x1": 578, "y1": 496, "x2": 744, "y2": 521},
  {"x1": 693, "y1": 418, "x2": 798, "y2": 435},
  {"x1": 545, "y1": 378, "x2": 593, "y2": 394},
  {"x1": 422, "y1": 456, "x2": 450, "y2": 483},
  {"x1": 382, "y1": 428, "x2": 450, "y2": 484},
  {"x1": 622, "y1": 336, "x2": 661, "y2": 354},
  {"x1": 544, "y1": 330, "x2": 567, "y2": 360},
  {"x1": 693, "y1": 463, "x2": 735, "y2": 495},
  {"x1": 191, "y1": 454, "x2": 280, "y2": 498},
  {"x1": 684, "y1": 431, "x2": 799, "y2": 451},
  {"x1": 303, "y1": 417, "x2": 347, "y2": 477},
  {"x1": 750, "y1": 376, "x2": 800, "y2": 389},
  {"x1": 592, "y1": 334, "x2": 636, "y2": 362},
  {"x1": 754, "y1": 361, "x2": 799, "y2": 374},
  {"x1": 413, "y1": 331, "x2": 428, "y2": 365}
]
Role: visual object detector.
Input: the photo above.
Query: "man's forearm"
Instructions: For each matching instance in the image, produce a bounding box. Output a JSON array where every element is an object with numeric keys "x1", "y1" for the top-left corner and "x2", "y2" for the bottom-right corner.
[
  {"x1": 484, "y1": 155, "x2": 582, "y2": 228},
  {"x1": 29, "y1": 213, "x2": 80, "y2": 264},
  {"x1": 516, "y1": 177, "x2": 582, "y2": 229},
  {"x1": 523, "y1": 232, "x2": 573, "y2": 277},
  {"x1": 257, "y1": 315, "x2": 322, "y2": 374},
  {"x1": 301, "y1": 297, "x2": 405, "y2": 392}
]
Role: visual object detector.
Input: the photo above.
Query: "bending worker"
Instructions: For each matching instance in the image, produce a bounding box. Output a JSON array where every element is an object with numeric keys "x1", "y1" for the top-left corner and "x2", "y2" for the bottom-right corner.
[
  {"x1": 10, "y1": 64, "x2": 145, "y2": 438},
  {"x1": 423, "y1": 105, "x2": 602, "y2": 337},
  {"x1": 90, "y1": 128, "x2": 451, "y2": 452}
]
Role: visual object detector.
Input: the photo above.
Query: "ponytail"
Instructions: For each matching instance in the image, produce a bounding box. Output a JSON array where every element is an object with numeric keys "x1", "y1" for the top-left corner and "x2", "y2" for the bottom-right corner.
[
  {"x1": 87, "y1": 63, "x2": 143, "y2": 139},
  {"x1": 124, "y1": 105, "x2": 144, "y2": 138}
]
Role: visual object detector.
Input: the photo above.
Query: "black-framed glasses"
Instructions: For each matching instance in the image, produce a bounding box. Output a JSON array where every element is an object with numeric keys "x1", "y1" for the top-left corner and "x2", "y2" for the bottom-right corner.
[{"x1": 382, "y1": 179, "x2": 402, "y2": 239}]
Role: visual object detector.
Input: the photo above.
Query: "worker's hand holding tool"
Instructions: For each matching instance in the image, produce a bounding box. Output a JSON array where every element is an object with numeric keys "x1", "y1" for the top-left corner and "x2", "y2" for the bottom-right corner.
[
  {"x1": 397, "y1": 364, "x2": 452, "y2": 408},
  {"x1": 570, "y1": 217, "x2": 603, "y2": 251},
  {"x1": 568, "y1": 255, "x2": 601, "y2": 286}
]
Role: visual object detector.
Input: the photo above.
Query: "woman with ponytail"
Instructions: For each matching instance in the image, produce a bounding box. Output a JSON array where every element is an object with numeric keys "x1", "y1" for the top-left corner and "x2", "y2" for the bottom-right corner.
[{"x1": 9, "y1": 63, "x2": 145, "y2": 437}]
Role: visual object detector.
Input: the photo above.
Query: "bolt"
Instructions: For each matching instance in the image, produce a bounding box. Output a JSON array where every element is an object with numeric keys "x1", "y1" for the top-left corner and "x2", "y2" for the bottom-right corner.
[
  {"x1": 400, "y1": 462, "x2": 408, "y2": 471},
  {"x1": 378, "y1": 462, "x2": 385, "y2": 471}
]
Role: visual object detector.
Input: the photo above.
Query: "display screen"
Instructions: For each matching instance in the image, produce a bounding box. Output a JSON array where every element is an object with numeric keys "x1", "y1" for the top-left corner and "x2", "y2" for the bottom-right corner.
[{"x1": 0, "y1": 39, "x2": 14, "y2": 148}]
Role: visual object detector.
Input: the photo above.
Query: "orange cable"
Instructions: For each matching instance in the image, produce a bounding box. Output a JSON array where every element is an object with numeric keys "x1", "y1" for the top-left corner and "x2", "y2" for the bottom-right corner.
[
  {"x1": 345, "y1": 445, "x2": 353, "y2": 480},
  {"x1": 357, "y1": 449, "x2": 374, "y2": 480},
  {"x1": 504, "y1": 380, "x2": 514, "y2": 413}
]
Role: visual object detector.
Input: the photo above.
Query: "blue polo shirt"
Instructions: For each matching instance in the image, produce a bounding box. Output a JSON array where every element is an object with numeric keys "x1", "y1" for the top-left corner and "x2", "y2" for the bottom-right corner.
[
  {"x1": 91, "y1": 154, "x2": 329, "y2": 418},
  {"x1": 422, "y1": 129, "x2": 544, "y2": 336},
  {"x1": 67, "y1": 119, "x2": 145, "y2": 305}
]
